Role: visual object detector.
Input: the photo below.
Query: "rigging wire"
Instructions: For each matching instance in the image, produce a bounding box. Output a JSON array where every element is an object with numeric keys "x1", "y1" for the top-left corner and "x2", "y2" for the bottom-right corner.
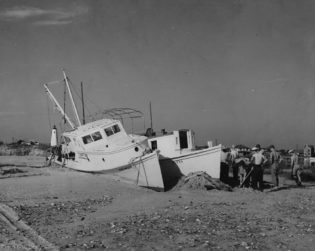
[
  {"x1": 54, "y1": 75, "x2": 146, "y2": 133},
  {"x1": 46, "y1": 95, "x2": 52, "y2": 130},
  {"x1": 67, "y1": 77, "x2": 102, "y2": 121},
  {"x1": 45, "y1": 78, "x2": 71, "y2": 134},
  {"x1": 66, "y1": 78, "x2": 83, "y2": 117}
]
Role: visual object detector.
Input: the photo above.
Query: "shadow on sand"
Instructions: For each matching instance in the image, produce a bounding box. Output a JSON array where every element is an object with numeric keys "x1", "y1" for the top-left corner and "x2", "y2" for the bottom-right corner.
[
  {"x1": 264, "y1": 183, "x2": 315, "y2": 193},
  {"x1": 159, "y1": 158, "x2": 183, "y2": 191}
]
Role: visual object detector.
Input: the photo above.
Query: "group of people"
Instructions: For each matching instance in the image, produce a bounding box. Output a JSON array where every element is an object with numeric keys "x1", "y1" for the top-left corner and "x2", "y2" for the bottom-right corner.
[{"x1": 220, "y1": 144, "x2": 303, "y2": 190}]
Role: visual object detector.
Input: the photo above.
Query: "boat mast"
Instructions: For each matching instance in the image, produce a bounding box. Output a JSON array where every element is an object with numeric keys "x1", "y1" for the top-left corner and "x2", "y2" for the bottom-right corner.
[
  {"x1": 63, "y1": 82, "x2": 67, "y2": 124},
  {"x1": 81, "y1": 82, "x2": 86, "y2": 125},
  {"x1": 44, "y1": 84, "x2": 76, "y2": 129},
  {"x1": 63, "y1": 70, "x2": 82, "y2": 127},
  {"x1": 150, "y1": 101, "x2": 153, "y2": 130}
]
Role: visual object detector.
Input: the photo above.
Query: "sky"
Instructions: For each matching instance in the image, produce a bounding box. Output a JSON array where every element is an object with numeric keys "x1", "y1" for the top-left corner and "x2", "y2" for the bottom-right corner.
[{"x1": 1, "y1": 0, "x2": 315, "y2": 149}]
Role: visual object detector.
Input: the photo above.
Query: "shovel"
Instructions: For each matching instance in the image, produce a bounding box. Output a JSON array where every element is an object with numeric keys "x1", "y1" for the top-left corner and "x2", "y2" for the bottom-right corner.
[{"x1": 239, "y1": 167, "x2": 253, "y2": 188}]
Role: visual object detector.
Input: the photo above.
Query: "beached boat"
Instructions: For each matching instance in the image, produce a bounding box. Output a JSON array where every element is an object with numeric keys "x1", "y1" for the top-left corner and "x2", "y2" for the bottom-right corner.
[
  {"x1": 45, "y1": 71, "x2": 164, "y2": 190},
  {"x1": 147, "y1": 129, "x2": 221, "y2": 189}
]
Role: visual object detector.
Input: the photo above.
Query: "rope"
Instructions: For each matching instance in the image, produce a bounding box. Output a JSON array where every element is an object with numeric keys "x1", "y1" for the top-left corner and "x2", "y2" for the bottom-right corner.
[
  {"x1": 140, "y1": 157, "x2": 149, "y2": 186},
  {"x1": 132, "y1": 155, "x2": 149, "y2": 186}
]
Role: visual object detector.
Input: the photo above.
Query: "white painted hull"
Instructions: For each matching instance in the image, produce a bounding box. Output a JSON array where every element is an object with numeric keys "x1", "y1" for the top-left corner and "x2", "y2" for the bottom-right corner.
[
  {"x1": 58, "y1": 151, "x2": 164, "y2": 190},
  {"x1": 159, "y1": 145, "x2": 221, "y2": 189},
  {"x1": 67, "y1": 143, "x2": 148, "y2": 172}
]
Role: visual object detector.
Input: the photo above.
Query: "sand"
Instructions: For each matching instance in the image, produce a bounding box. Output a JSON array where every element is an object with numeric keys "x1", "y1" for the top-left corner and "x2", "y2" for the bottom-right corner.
[{"x1": 0, "y1": 156, "x2": 315, "y2": 250}]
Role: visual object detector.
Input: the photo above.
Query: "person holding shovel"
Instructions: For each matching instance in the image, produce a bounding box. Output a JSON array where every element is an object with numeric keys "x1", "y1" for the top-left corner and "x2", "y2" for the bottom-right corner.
[{"x1": 238, "y1": 155, "x2": 251, "y2": 187}]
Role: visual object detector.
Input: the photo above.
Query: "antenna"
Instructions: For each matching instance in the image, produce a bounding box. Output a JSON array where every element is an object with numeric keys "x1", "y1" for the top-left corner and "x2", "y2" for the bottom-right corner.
[{"x1": 150, "y1": 102, "x2": 153, "y2": 130}]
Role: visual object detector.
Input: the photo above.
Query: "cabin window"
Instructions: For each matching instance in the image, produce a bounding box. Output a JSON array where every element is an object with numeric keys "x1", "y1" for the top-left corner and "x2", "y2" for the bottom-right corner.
[
  {"x1": 82, "y1": 135, "x2": 93, "y2": 144},
  {"x1": 104, "y1": 127, "x2": 114, "y2": 137},
  {"x1": 113, "y1": 124, "x2": 121, "y2": 133},
  {"x1": 151, "y1": 140, "x2": 158, "y2": 150},
  {"x1": 104, "y1": 124, "x2": 121, "y2": 137},
  {"x1": 91, "y1": 131, "x2": 102, "y2": 141}
]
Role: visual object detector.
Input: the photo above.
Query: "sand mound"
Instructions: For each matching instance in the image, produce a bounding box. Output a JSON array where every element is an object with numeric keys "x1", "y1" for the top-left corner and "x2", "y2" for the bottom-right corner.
[{"x1": 173, "y1": 171, "x2": 232, "y2": 191}]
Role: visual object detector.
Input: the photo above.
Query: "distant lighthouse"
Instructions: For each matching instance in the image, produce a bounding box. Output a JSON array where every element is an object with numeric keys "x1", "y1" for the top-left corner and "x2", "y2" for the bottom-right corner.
[{"x1": 50, "y1": 125, "x2": 58, "y2": 147}]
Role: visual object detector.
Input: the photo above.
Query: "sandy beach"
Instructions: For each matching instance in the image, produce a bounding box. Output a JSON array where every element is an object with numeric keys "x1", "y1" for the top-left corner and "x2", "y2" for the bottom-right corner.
[
  {"x1": 3, "y1": 1, "x2": 315, "y2": 250},
  {"x1": 0, "y1": 156, "x2": 315, "y2": 250}
]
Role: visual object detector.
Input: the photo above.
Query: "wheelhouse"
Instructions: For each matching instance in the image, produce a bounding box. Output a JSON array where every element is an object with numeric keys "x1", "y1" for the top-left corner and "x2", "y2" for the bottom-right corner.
[{"x1": 63, "y1": 119, "x2": 132, "y2": 151}]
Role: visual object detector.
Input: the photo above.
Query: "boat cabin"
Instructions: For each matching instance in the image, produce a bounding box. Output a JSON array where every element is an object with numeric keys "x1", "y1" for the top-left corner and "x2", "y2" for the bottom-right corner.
[
  {"x1": 148, "y1": 129, "x2": 196, "y2": 158},
  {"x1": 62, "y1": 118, "x2": 131, "y2": 152}
]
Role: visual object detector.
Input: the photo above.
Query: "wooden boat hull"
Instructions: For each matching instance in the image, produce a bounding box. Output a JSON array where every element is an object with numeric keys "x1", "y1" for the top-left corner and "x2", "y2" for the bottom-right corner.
[
  {"x1": 159, "y1": 145, "x2": 221, "y2": 190},
  {"x1": 57, "y1": 151, "x2": 165, "y2": 191}
]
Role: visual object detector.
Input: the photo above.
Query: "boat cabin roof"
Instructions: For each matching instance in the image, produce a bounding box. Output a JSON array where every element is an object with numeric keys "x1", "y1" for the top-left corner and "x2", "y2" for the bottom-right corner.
[{"x1": 63, "y1": 118, "x2": 120, "y2": 137}]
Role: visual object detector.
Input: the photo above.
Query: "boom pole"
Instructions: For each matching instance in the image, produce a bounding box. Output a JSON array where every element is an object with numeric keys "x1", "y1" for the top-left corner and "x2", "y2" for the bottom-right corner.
[
  {"x1": 63, "y1": 70, "x2": 82, "y2": 127},
  {"x1": 44, "y1": 84, "x2": 76, "y2": 129}
]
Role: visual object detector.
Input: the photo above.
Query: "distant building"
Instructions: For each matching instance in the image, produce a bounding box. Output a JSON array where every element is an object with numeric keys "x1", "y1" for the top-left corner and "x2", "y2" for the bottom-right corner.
[
  {"x1": 304, "y1": 144, "x2": 314, "y2": 157},
  {"x1": 235, "y1": 144, "x2": 250, "y2": 153}
]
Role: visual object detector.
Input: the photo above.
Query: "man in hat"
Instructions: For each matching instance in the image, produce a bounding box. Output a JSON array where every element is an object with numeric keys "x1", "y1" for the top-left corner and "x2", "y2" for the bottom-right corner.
[
  {"x1": 289, "y1": 149, "x2": 302, "y2": 186},
  {"x1": 269, "y1": 145, "x2": 280, "y2": 187},
  {"x1": 250, "y1": 144, "x2": 267, "y2": 190}
]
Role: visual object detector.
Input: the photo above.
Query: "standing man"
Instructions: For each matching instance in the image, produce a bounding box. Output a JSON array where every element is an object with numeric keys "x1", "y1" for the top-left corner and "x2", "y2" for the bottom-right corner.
[
  {"x1": 289, "y1": 149, "x2": 302, "y2": 186},
  {"x1": 251, "y1": 145, "x2": 267, "y2": 190},
  {"x1": 269, "y1": 145, "x2": 280, "y2": 188},
  {"x1": 230, "y1": 145, "x2": 239, "y2": 183},
  {"x1": 220, "y1": 146, "x2": 231, "y2": 183}
]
